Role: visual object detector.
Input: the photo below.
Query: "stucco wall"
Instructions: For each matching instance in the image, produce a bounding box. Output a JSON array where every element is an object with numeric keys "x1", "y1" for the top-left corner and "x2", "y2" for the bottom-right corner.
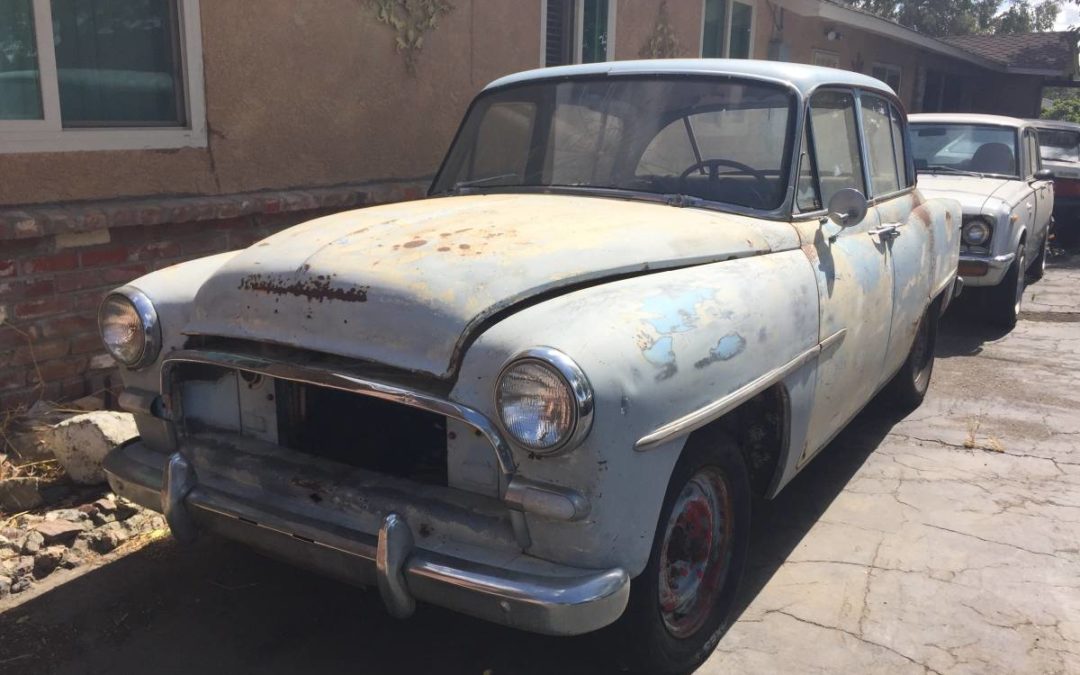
[{"x1": 0, "y1": 0, "x2": 542, "y2": 206}]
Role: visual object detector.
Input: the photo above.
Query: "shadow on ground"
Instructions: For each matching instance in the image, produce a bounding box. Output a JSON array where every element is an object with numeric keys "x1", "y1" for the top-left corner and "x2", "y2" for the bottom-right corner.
[{"x1": 0, "y1": 423, "x2": 914, "y2": 675}]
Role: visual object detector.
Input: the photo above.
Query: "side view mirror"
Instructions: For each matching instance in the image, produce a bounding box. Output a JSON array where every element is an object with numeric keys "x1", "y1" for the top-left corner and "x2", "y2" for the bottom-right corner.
[
  {"x1": 1034, "y1": 168, "x2": 1054, "y2": 181},
  {"x1": 826, "y1": 188, "x2": 868, "y2": 227}
]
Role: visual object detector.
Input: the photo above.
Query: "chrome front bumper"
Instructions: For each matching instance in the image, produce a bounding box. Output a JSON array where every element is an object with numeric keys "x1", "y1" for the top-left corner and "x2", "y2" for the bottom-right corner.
[
  {"x1": 958, "y1": 252, "x2": 1015, "y2": 287},
  {"x1": 104, "y1": 440, "x2": 629, "y2": 636}
]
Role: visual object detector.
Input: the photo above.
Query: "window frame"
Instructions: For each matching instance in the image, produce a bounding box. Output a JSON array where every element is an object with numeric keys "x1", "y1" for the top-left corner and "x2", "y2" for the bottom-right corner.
[
  {"x1": 699, "y1": 0, "x2": 756, "y2": 59},
  {"x1": 0, "y1": 0, "x2": 206, "y2": 154},
  {"x1": 540, "y1": 0, "x2": 618, "y2": 67},
  {"x1": 794, "y1": 85, "x2": 914, "y2": 219}
]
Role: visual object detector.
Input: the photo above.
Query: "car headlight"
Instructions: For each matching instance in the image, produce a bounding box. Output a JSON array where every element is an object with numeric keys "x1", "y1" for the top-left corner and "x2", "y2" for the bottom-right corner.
[
  {"x1": 98, "y1": 287, "x2": 161, "y2": 368},
  {"x1": 962, "y1": 218, "x2": 993, "y2": 246},
  {"x1": 495, "y1": 347, "x2": 594, "y2": 455}
]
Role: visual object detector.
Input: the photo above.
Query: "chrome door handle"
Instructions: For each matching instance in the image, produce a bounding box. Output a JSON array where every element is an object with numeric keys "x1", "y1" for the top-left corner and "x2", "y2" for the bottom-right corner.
[{"x1": 869, "y1": 224, "x2": 901, "y2": 239}]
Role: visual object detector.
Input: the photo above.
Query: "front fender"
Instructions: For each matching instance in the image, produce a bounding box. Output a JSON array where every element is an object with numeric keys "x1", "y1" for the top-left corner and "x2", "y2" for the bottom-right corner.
[{"x1": 450, "y1": 249, "x2": 819, "y2": 576}]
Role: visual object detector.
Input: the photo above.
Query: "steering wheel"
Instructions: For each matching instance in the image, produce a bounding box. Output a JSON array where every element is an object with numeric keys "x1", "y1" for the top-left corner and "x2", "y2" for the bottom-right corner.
[{"x1": 678, "y1": 159, "x2": 772, "y2": 204}]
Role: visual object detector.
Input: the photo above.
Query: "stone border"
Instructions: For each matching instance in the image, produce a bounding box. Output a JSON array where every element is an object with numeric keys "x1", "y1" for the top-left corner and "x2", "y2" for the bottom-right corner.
[{"x1": 0, "y1": 179, "x2": 432, "y2": 241}]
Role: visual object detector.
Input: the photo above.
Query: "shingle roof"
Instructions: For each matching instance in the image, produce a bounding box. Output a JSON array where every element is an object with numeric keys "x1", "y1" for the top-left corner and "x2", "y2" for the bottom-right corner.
[{"x1": 942, "y1": 32, "x2": 1078, "y2": 73}]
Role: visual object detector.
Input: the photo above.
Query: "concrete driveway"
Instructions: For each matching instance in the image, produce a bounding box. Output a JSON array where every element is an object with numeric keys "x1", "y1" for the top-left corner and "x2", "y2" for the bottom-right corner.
[{"x1": 1, "y1": 256, "x2": 1078, "y2": 675}]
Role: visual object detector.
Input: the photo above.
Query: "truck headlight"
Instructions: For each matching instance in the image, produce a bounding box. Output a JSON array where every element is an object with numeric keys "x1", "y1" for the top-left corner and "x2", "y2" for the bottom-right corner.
[
  {"x1": 495, "y1": 347, "x2": 593, "y2": 455},
  {"x1": 98, "y1": 287, "x2": 161, "y2": 368},
  {"x1": 962, "y1": 218, "x2": 992, "y2": 246}
]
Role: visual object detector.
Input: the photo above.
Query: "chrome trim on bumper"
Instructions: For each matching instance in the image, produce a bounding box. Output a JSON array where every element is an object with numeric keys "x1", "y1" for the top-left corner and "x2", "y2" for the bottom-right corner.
[
  {"x1": 159, "y1": 349, "x2": 589, "y2": 523},
  {"x1": 635, "y1": 329, "x2": 847, "y2": 452},
  {"x1": 960, "y1": 252, "x2": 1015, "y2": 269},
  {"x1": 104, "y1": 444, "x2": 629, "y2": 636}
]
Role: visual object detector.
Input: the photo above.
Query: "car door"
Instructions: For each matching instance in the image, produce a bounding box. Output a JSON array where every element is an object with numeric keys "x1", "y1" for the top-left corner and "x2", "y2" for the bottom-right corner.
[
  {"x1": 797, "y1": 88, "x2": 895, "y2": 461},
  {"x1": 1026, "y1": 129, "x2": 1052, "y2": 240},
  {"x1": 860, "y1": 94, "x2": 931, "y2": 379}
]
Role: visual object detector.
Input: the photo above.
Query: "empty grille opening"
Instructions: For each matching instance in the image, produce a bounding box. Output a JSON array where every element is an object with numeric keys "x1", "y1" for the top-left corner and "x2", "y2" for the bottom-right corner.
[{"x1": 276, "y1": 380, "x2": 449, "y2": 486}]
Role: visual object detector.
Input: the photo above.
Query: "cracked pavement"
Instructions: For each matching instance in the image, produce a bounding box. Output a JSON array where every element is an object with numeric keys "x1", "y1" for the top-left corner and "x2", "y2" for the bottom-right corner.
[
  {"x1": 706, "y1": 252, "x2": 1080, "y2": 675},
  {"x1": 1, "y1": 255, "x2": 1078, "y2": 675}
]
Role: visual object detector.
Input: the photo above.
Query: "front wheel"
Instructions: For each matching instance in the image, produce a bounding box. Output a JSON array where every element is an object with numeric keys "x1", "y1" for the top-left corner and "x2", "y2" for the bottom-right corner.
[
  {"x1": 1027, "y1": 232, "x2": 1048, "y2": 283},
  {"x1": 615, "y1": 432, "x2": 751, "y2": 675},
  {"x1": 987, "y1": 243, "x2": 1025, "y2": 329}
]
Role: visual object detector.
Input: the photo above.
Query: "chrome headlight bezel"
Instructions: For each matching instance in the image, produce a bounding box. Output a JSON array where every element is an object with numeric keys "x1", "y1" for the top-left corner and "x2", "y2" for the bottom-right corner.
[
  {"x1": 97, "y1": 286, "x2": 161, "y2": 369},
  {"x1": 961, "y1": 217, "x2": 993, "y2": 247},
  {"x1": 495, "y1": 347, "x2": 594, "y2": 456}
]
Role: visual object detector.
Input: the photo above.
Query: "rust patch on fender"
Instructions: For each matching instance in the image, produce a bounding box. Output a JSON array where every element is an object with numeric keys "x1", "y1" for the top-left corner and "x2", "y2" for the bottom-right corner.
[
  {"x1": 403, "y1": 239, "x2": 427, "y2": 248},
  {"x1": 239, "y1": 273, "x2": 369, "y2": 303},
  {"x1": 912, "y1": 205, "x2": 932, "y2": 228}
]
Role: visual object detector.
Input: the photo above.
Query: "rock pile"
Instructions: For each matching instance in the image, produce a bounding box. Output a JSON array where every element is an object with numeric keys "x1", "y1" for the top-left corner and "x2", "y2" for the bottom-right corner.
[{"x1": 0, "y1": 496, "x2": 165, "y2": 599}]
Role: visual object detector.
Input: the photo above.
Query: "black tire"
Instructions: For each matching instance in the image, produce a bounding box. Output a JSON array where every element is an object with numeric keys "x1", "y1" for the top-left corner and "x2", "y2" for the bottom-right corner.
[
  {"x1": 987, "y1": 243, "x2": 1025, "y2": 329},
  {"x1": 615, "y1": 431, "x2": 751, "y2": 675},
  {"x1": 1027, "y1": 232, "x2": 1048, "y2": 283},
  {"x1": 882, "y1": 300, "x2": 938, "y2": 411}
]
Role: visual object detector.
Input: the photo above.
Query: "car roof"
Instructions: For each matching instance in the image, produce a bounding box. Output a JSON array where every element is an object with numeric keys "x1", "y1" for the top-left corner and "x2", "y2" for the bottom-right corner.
[
  {"x1": 909, "y1": 113, "x2": 1028, "y2": 128},
  {"x1": 483, "y1": 59, "x2": 894, "y2": 98},
  {"x1": 1027, "y1": 118, "x2": 1080, "y2": 132}
]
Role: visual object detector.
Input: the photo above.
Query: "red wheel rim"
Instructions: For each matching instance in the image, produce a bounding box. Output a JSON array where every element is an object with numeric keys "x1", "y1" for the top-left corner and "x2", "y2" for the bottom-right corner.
[{"x1": 657, "y1": 467, "x2": 734, "y2": 638}]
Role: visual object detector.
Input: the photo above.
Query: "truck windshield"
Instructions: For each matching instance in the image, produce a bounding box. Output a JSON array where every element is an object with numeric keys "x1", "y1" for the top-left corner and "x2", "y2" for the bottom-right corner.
[
  {"x1": 431, "y1": 77, "x2": 795, "y2": 212},
  {"x1": 1037, "y1": 128, "x2": 1080, "y2": 163},
  {"x1": 910, "y1": 124, "x2": 1019, "y2": 178}
]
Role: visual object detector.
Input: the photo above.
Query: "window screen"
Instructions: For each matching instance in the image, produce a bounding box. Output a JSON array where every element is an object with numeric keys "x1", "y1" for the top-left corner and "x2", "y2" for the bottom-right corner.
[
  {"x1": 0, "y1": 0, "x2": 42, "y2": 120},
  {"x1": 860, "y1": 94, "x2": 901, "y2": 196},
  {"x1": 51, "y1": 0, "x2": 185, "y2": 126}
]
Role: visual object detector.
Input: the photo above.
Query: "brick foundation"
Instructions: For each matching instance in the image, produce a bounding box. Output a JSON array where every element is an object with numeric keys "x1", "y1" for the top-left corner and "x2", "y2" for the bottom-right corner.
[{"x1": 0, "y1": 180, "x2": 427, "y2": 411}]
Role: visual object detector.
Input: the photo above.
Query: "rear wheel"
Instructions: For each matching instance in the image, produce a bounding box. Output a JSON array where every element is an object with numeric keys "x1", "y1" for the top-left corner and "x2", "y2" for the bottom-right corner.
[
  {"x1": 882, "y1": 301, "x2": 938, "y2": 411},
  {"x1": 987, "y1": 242, "x2": 1025, "y2": 329},
  {"x1": 615, "y1": 432, "x2": 751, "y2": 675}
]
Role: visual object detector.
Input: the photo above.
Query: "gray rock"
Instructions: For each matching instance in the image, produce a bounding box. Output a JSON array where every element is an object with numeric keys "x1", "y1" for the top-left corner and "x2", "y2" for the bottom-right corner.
[
  {"x1": 43, "y1": 411, "x2": 138, "y2": 484},
  {"x1": 21, "y1": 530, "x2": 44, "y2": 554},
  {"x1": 33, "y1": 520, "x2": 86, "y2": 545},
  {"x1": 10, "y1": 576, "x2": 31, "y2": 594},
  {"x1": 0, "y1": 477, "x2": 45, "y2": 512},
  {"x1": 0, "y1": 574, "x2": 10, "y2": 597},
  {"x1": 0, "y1": 535, "x2": 19, "y2": 561},
  {"x1": 114, "y1": 498, "x2": 140, "y2": 521},
  {"x1": 59, "y1": 547, "x2": 84, "y2": 570},
  {"x1": 92, "y1": 497, "x2": 117, "y2": 514},
  {"x1": 44, "y1": 508, "x2": 88, "y2": 523},
  {"x1": 33, "y1": 546, "x2": 65, "y2": 578},
  {"x1": 90, "y1": 511, "x2": 116, "y2": 527}
]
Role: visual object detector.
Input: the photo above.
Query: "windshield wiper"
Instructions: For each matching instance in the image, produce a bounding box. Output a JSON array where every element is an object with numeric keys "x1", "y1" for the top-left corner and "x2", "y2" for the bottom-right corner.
[{"x1": 925, "y1": 165, "x2": 984, "y2": 178}]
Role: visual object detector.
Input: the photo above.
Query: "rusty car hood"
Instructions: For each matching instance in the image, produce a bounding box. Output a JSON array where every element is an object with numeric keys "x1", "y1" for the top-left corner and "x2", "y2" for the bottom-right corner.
[{"x1": 186, "y1": 194, "x2": 791, "y2": 378}]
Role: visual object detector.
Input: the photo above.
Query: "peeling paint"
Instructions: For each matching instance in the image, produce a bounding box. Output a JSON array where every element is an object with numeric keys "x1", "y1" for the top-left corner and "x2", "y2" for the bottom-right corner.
[
  {"x1": 239, "y1": 273, "x2": 370, "y2": 303},
  {"x1": 694, "y1": 333, "x2": 746, "y2": 368}
]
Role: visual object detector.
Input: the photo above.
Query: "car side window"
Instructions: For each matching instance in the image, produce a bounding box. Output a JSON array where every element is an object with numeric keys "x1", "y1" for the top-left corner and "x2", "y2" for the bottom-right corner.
[
  {"x1": 808, "y1": 89, "x2": 866, "y2": 206},
  {"x1": 860, "y1": 93, "x2": 901, "y2": 196},
  {"x1": 1026, "y1": 131, "x2": 1041, "y2": 177},
  {"x1": 889, "y1": 103, "x2": 912, "y2": 188},
  {"x1": 796, "y1": 126, "x2": 821, "y2": 212}
]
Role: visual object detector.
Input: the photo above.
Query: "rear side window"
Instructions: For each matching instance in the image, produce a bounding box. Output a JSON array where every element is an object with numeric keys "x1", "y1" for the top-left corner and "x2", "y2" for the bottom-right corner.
[{"x1": 808, "y1": 90, "x2": 865, "y2": 206}]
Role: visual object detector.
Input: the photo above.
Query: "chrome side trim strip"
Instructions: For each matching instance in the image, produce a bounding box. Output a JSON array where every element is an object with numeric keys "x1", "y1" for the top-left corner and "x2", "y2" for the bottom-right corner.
[
  {"x1": 634, "y1": 329, "x2": 847, "y2": 452},
  {"x1": 161, "y1": 349, "x2": 518, "y2": 477}
]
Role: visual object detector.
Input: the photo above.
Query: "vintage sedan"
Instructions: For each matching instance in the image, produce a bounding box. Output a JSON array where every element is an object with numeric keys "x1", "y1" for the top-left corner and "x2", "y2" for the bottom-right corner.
[
  {"x1": 910, "y1": 113, "x2": 1054, "y2": 327},
  {"x1": 100, "y1": 61, "x2": 959, "y2": 674},
  {"x1": 1031, "y1": 118, "x2": 1080, "y2": 245}
]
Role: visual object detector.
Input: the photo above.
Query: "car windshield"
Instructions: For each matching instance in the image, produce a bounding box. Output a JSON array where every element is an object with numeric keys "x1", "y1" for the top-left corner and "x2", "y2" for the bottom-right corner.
[
  {"x1": 431, "y1": 76, "x2": 795, "y2": 211},
  {"x1": 910, "y1": 123, "x2": 1019, "y2": 178},
  {"x1": 1037, "y1": 128, "x2": 1080, "y2": 163}
]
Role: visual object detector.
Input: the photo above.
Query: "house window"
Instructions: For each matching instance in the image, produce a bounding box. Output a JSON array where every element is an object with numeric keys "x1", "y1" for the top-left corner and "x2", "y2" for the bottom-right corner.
[
  {"x1": 0, "y1": 0, "x2": 205, "y2": 153},
  {"x1": 811, "y1": 49, "x2": 840, "y2": 68},
  {"x1": 543, "y1": 0, "x2": 617, "y2": 66},
  {"x1": 701, "y1": 0, "x2": 754, "y2": 59},
  {"x1": 871, "y1": 62, "x2": 902, "y2": 93}
]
